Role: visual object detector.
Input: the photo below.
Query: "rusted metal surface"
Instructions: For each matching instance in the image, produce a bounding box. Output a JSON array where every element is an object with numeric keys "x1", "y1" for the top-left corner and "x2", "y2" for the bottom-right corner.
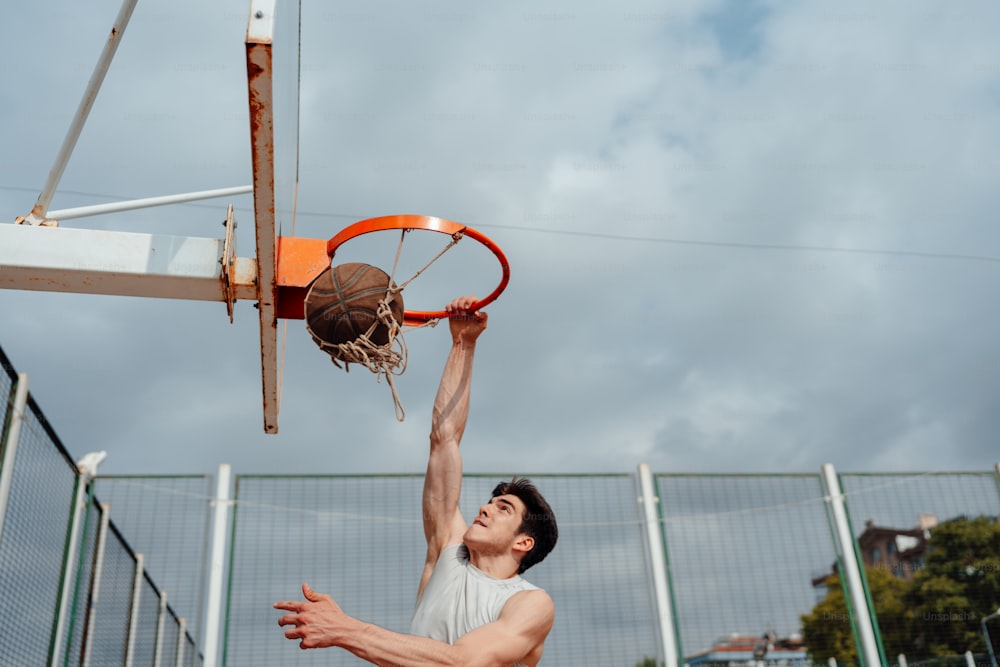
[
  {"x1": 221, "y1": 204, "x2": 237, "y2": 323},
  {"x1": 246, "y1": 0, "x2": 281, "y2": 434}
]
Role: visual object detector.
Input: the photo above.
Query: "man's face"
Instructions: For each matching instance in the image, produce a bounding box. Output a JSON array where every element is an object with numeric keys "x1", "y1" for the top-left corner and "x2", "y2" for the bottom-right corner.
[{"x1": 464, "y1": 494, "x2": 529, "y2": 552}]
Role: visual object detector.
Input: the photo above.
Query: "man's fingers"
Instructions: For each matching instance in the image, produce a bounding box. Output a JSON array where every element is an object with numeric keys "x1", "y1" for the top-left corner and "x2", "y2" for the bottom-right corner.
[
  {"x1": 276, "y1": 613, "x2": 300, "y2": 627},
  {"x1": 273, "y1": 600, "x2": 302, "y2": 611},
  {"x1": 445, "y1": 295, "x2": 478, "y2": 314},
  {"x1": 302, "y1": 582, "x2": 326, "y2": 602}
]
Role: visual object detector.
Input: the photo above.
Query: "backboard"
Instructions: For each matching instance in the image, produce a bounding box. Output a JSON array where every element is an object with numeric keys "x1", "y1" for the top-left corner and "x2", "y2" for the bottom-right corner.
[{"x1": 246, "y1": 0, "x2": 301, "y2": 434}]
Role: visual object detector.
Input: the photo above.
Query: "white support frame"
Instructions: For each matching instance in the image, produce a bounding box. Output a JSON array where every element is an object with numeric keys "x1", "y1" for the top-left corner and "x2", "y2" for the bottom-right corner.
[
  {"x1": 50, "y1": 455, "x2": 103, "y2": 667},
  {"x1": 124, "y1": 553, "x2": 145, "y2": 667},
  {"x1": 175, "y1": 617, "x2": 187, "y2": 667},
  {"x1": 3, "y1": 0, "x2": 293, "y2": 434},
  {"x1": 637, "y1": 463, "x2": 680, "y2": 667},
  {"x1": 0, "y1": 225, "x2": 258, "y2": 302},
  {"x1": 153, "y1": 592, "x2": 168, "y2": 667},
  {"x1": 202, "y1": 464, "x2": 232, "y2": 667},
  {"x1": 23, "y1": 0, "x2": 139, "y2": 225},
  {"x1": 0, "y1": 374, "x2": 29, "y2": 546},
  {"x1": 821, "y1": 463, "x2": 882, "y2": 667},
  {"x1": 46, "y1": 186, "x2": 252, "y2": 223}
]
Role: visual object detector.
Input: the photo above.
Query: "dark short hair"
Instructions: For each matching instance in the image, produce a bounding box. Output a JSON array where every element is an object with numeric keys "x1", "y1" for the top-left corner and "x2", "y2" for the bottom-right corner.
[{"x1": 491, "y1": 477, "x2": 558, "y2": 574}]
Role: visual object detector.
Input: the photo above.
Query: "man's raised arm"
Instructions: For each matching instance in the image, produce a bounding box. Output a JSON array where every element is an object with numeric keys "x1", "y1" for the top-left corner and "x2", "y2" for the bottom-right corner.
[{"x1": 420, "y1": 296, "x2": 488, "y2": 592}]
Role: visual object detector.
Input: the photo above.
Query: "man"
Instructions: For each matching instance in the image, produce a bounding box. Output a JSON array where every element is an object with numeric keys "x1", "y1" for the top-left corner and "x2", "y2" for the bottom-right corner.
[{"x1": 275, "y1": 296, "x2": 559, "y2": 666}]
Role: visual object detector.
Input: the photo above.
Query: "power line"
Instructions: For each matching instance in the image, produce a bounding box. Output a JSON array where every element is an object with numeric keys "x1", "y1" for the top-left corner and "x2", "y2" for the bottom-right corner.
[{"x1": 2, "y1": 184, "x2": 997, "y2": 265}]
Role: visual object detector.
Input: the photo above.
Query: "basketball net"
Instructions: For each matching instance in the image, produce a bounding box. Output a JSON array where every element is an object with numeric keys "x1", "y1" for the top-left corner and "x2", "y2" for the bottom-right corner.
[
  {"x1": 306, "y1": 289, "x2": 409, "y2": 419},
  {"x1": 307, "y1": 230, "x2": 461, "y2": 421}
]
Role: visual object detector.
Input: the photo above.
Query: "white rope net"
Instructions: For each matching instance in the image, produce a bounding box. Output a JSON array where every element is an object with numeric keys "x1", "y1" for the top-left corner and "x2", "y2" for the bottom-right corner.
[{"x1": 306, "y1": 228, "x2": 465, "y2": 420}]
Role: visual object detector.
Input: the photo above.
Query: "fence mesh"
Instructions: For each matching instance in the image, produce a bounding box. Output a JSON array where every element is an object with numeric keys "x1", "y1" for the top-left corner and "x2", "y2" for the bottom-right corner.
[
  {"x1": 63, "y1": 494, "x2": 102, "y2": 667},
  {"x1": 131, "y1": 571, "x2": 163, "y2": 667},
  {"x1": 656, "y1": 473, "x2": 837, "y2": 661},
  {"x1": 159, "y1": 606, "x2": 181, "y2": 667},
  {"x1": 0, "y1": 344, "x2": 204, "y2": 667},
  {"x1": 3, "y1": 343, "x2": 999, "y2": 667},
  {"x1": 93, "y1": 474, "x2": 213, "y2": 642},
  {"x1": 224, "y1": 473, "x2": 662, "y2": 667},
  {"x1": 0, "y1": 382, "x2": 78, "y2": 665},
  {"x1": 85, "y1": 523, "x2": 138, "y2": 667},
  {"x1": 839, "y1": 472, "x2": 1000, "y2": 664}
]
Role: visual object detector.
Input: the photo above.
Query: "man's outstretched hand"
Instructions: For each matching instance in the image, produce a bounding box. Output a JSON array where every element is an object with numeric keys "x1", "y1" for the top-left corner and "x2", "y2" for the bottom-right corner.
[
  {"x1": 446, "y1": 295, "x2": 488, "y2": 345},
  {"x1": 275, "y1": 583, "x2": 354, "y2": 650}
]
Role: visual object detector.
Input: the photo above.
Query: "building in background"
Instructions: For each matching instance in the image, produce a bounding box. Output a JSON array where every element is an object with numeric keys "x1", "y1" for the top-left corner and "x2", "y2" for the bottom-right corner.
[
  {"x1": 685, "y1": 631, "x2": 809, "y2": 666},
  {"x1": 811, "y1": 514, "x2": 937, "y2": 597}
]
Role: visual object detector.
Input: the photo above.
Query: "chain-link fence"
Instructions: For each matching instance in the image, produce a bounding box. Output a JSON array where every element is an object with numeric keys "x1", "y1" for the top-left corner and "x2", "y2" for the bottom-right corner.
[
  {"x1": 0, "y1": 346, "x2": 202, "y2": 666},
  {"x1": 3, "y1": 343, "x2": 999, "y2": 667}
]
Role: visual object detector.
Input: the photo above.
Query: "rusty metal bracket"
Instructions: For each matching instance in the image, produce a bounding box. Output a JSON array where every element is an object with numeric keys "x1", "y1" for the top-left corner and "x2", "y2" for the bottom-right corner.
[{"x1": 221, "y1": 204, "x2": 237, "y2": 323}]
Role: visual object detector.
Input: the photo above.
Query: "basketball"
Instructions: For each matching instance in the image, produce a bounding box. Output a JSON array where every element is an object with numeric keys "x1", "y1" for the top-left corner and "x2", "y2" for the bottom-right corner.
[{"x1": 305, "y1": 263, "x2": 404, "y2": 351}]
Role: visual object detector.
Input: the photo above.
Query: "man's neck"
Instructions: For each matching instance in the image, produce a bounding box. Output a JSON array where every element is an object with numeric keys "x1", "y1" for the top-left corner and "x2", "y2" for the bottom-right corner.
[{"x1": 464, "y1": 544, "x2": 520, "y2": 580}]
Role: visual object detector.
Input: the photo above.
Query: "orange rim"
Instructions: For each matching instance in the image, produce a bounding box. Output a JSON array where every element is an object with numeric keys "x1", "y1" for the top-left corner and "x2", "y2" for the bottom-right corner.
[{"x1": 326, "y1": 215, "x2": 511, "y2": 325}]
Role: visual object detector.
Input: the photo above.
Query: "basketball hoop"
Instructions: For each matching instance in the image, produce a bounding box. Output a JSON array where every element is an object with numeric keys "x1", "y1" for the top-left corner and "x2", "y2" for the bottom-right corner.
[{"x1": 326, "y1": 215, "x2": 510, "y2": 325}]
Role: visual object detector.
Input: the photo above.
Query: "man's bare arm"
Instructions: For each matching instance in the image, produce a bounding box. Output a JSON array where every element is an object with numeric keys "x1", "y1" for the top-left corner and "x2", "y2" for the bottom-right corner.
[
  {"x1": 420, "y1": 297, "x2": 487, "y2": 591},
  {"x1": 276, "y1": 583, "x2": 554, "y2": 667}
]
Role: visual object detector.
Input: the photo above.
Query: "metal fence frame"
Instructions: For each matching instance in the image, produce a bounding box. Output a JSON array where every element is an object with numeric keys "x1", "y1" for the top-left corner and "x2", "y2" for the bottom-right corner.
[
  {"x1": 0, "y1": 347, "x2": 201, "y2": 666},
  {"x1": 3, "y1": 344, "x2": 1000, "y2": 667}
]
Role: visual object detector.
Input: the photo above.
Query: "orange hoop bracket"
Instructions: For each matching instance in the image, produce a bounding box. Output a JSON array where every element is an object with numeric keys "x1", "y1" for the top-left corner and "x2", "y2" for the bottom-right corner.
[{"x1": 326, "y1": 215, "x2": 511, "y2": 324}]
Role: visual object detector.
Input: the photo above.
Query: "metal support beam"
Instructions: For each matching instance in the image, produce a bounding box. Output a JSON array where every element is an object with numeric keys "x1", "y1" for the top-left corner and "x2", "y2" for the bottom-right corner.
[
  {"x1": 202, "y1": 464, "x2": 231, "y2": 667},
  {"x1": 821, "y1": 463, "x2": 883, "y2": 667},
  {"x1": 82, "y1": 503, "x2": 112, "y2": 667},
  {"x1": 175, "y1": 617, "x2": 187, "y2": 667},
  {"x1": 153, "y1": 592, "x2": 168, "y2": 667},
  {"x1": 0, "y1": 373, "x2": 29, "y2": 546},
  {"x1": 44, "y1": 185, "x2": 252, "y2": 224},
  {"x1": 50, "y1": 452, "x2": 105, "y2": 667},
  {"x1": 0, "y1": 225, "x2": 257, "y2": 302},
  {"x1": 637, "y1": 464, "x2": 680, "y2": 667},
  {"x1": 24, "y1": 0, "x2": 140, "y2": 225},
  {"x1": 125, "y1": 553, "x2": 145, "y2": 667}
]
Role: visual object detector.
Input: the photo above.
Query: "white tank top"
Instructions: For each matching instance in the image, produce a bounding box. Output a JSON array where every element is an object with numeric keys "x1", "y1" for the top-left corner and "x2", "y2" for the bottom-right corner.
[{"x1": 409, "y1": 543, "x2": 540, "y2": 658}]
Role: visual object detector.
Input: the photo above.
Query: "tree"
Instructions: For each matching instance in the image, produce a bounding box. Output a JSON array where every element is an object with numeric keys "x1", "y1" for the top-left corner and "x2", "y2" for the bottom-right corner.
[
  {"x1": 633, "y1": 658, "x2": 663, "y2": 667},
  {"x1": 801, "y1": 566, "x2": 908, "y2": 664},
  {"x1": 904, "y1": 516, "x2": 1000, "y2": 656},
  {"x1": 802, "y1": 516, "x2": 1000, "y2": 662}
]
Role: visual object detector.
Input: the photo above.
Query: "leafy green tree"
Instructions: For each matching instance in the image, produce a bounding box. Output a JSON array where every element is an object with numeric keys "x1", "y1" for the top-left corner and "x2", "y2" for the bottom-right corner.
[
  {"x1": 633, "y1": 658, "x2": 663, "y2": 667},
  {"x1": 803, "y1": 516, "x2": 1000, "y2": 662},
  {"x1": 904, "y1": 516, "x2": 1000, "y2": 656},
  {"x1": 801, "y1": 566, "x2": 908, "y2": 664}
]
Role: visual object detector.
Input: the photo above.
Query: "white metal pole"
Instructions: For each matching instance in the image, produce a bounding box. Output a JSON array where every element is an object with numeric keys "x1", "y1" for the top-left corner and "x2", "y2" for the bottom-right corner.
[
  {"x1": 124, "y1": 553, "x2": 145, "y2": 667},
  {"x1": 82, "y1": 503, "x2": 112, "y2": 667},
  {"x1": 47, "y1": 185, "x2": 253, "y2": 222},
  {"x1": 899, "y1": 654, "x2": 908, "y2": 667},
  {"x1": 26, "y1": 0, "x2": 140, "y2": 223},
  {"x1": 175, "y1": 618, "x2": 187, "y2": 667},
  {"x1": 50, "y1": 454, "x2": 104, "y2": 667},
  {"x1": 202, "y1": 464, "x2": 232, "y2": 667},
  {"x1": 821, "y1": 463, "x2": 882, "y2": 667},
  {"x1": 965, "y1": 651, "x2": 975, "y2": 667},
  {"x1": 153, "y1": 592, "x2": 167, "y2": 667},
  {"x1": 0, "y1": 373, "x2": 29, "y2": 545},
  {"x1": 637, "y1": 463, "x2": 680, "y2": 667},
  {"x1": 983, "y1": 607, "x2": 1000, "y2": 667}
]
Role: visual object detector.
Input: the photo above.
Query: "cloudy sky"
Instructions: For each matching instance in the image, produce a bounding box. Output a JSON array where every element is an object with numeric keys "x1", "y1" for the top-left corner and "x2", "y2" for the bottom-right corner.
[{"x1": 2, "y1": 0, "x2": 998, "y2": 478}]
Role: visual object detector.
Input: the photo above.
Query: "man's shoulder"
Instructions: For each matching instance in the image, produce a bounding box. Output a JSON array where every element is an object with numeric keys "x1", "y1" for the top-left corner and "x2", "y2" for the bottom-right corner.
[{"x1": 499, "y1": 589, "x2": 556, "y2": 636}]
